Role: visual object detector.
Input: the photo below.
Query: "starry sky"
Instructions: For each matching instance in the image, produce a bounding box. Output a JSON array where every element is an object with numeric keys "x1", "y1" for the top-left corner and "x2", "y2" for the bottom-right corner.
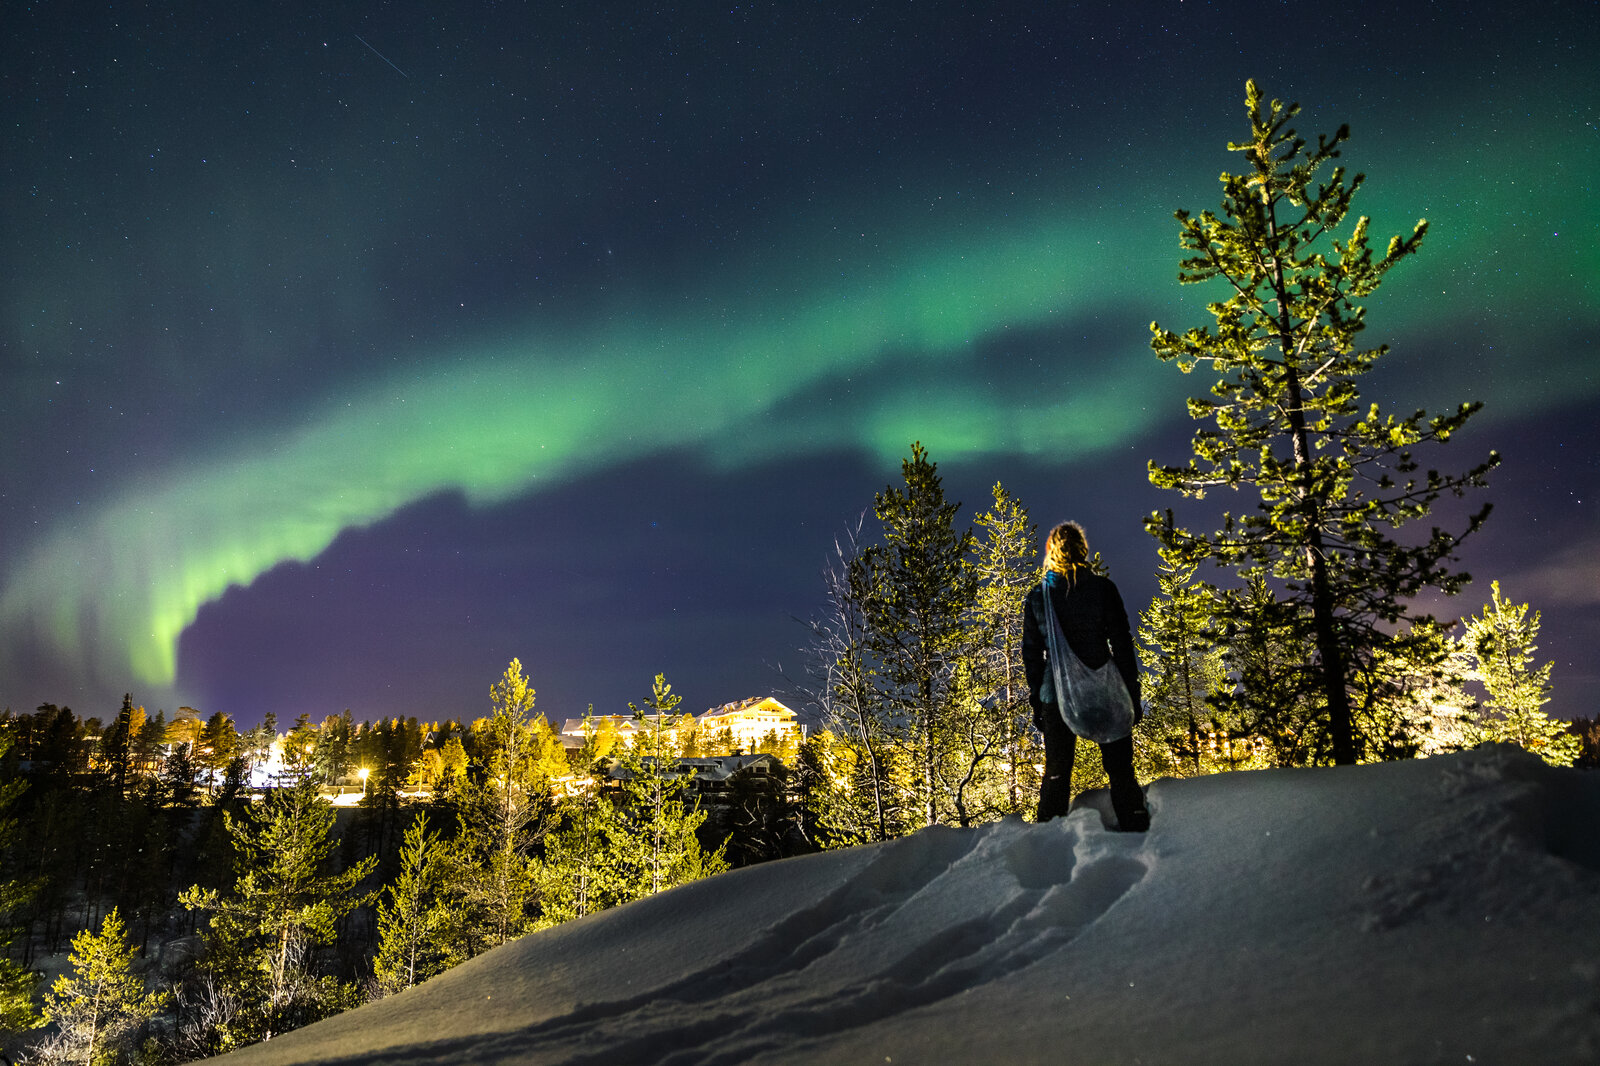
[{"x1": 3, "y1": 1, "x2": 1596, "y2": 729}]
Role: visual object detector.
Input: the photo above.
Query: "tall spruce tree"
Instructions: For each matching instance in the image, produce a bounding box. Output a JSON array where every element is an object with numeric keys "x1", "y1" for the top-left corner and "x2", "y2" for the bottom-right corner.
[
  {"x1": 857, "y1": 443, "x2": 979, "y2": 826},
  {"x1": 1147, "y1": 81, "x2": 1497, "y2": 764}
]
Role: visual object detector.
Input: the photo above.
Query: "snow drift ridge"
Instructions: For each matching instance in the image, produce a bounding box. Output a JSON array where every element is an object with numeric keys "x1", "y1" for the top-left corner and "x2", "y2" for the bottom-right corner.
[{"x1": 214, "y1": 746, "x2": 1600, "y2": 1066}]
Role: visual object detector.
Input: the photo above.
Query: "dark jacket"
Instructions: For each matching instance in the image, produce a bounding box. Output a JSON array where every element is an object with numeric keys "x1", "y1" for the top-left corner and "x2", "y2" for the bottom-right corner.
[{"x1": 1022, "y1": 570, "x2": 1141, "y2": 714}]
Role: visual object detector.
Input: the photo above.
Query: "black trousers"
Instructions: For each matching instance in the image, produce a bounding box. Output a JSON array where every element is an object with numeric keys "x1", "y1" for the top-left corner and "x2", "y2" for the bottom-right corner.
[{"x1": 1036, "y1": 706, "x2": 1146, "y2": 827}]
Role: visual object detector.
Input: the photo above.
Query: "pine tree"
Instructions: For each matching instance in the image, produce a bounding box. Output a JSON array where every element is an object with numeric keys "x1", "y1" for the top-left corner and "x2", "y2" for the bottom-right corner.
[
  {"x1": 858, "y1": 443, "x2": 979, "y2": 826},
  {"x1": 282, "y1": 714, "x2": 319, "y2": 779},
  {"x1": 535, "y1": 800, "x2": 613, "y2": 926},
  {"x1": 534, "y1": 778, "x2": 619, "y2": 927},
  {"x1": 352, "y1": 716, "x2": 426, "y2": 866},
  {"x1": 314, "y1": 711, "x2": 355, "y2": 786},
  {"x1": 38, "y1": 908, "x2": 165, "y2": 1066},
  {"x1": 803, "y1": 456, "x2": 1039, "y2": 833},
  {"x1": 1212, "y1": 574, "x2": 1322, "y2": 766},
  {"x1": 673, "y1": 714, "x2": 700, "y2": 759},
  {"x1": 476, "y1": 661, "x2": 548, "y2": 943},
  {"x1": 589, "y1": 716, "x2": 621, "y2": 762},
  {"x1": 123, "y1": 789, "x2": 176, "y2": 954},
  {"x1": 30, "y1": 705, "x2": 87, "y2": 782},
  {"x1": 236, "y1": 713, "x2": 274, "y2": 780},
  {"x1": 1344, "y1": 617, "x2": 1463, "y2": 761},
  {"x1": 179, "y1": 774, "x2": 376, "y2": 1047},
  {"x1": 97, "y1": 696, "x2": 141, "y2": 796},
  {"x1": 1147, "y1": 81, "x2": 1497, "y2": 764},
  {"x1": 1459, "y1": 582, "x2": 1578, "y2": 766},
  {"x1": 607, "y1": 675, "x2": 728, "y2": 903},
  {"x1": 434, "y1": 734, "x2": 469, "y2": 800},
  {"x1": 447, "y1": 660, "x2": 550, "y2": 953},
  {"x1": 198, "y1": 712, "x2": 241, "y2": 795},
  {"x1": 1137, "y1": 543, "x2": 1229, "y2": 777},
  {"x1": 788, "y1": 732, "x2": 851, "y2": 850},
  {"x1": 968, "y1": 482, "x2": 1040, "y2": 819},
  {"x1": 159, "y1": 744, "x2": 199, "y2": 809},
  {"x1": 133, "y1": 711, "x2": 166, "y2": 783},
  {"x1": 534, "y1": 710, "x2": 626, "y2": 925},
  {"x1": 372, "y1": 814, "x2": 455, "y2": 996},
  {"x1": 702, "y1": 723, "x2": 737, "y2": 757}
]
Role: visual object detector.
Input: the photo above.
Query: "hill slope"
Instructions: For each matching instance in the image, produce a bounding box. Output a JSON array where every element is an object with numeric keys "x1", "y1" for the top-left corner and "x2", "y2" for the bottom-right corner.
[{"x1": 212, "y1": 745, "x2": 1600, "y2": 1065}]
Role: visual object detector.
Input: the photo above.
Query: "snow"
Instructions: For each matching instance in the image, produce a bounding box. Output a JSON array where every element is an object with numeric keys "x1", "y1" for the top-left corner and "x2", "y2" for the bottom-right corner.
[{"x1": 210, "y1": 745, "x2": 1600, "y2": 1065}]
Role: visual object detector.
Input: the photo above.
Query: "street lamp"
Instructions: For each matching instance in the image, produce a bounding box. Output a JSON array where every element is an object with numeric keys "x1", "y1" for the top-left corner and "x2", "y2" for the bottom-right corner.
[{"x1": 359, "y1": 766, "x2": 369, "y2": 797}]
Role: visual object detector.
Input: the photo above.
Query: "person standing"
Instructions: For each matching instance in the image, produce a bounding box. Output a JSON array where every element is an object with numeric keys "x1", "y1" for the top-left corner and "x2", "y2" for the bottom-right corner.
[{"x1": 1022, "y1": 521, "x2": 1150, "y2": 830}]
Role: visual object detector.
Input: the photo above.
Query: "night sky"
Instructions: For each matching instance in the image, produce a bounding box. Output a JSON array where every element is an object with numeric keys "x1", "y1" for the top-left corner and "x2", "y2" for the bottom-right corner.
[{"x1": 3, "y1": 1, "x2": 1596, "y2": 730}]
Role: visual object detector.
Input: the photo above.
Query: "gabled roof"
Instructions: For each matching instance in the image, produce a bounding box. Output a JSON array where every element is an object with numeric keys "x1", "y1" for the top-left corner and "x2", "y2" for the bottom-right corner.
[{"x1": 698, "y1": 696, "x2": 796, "y2": 721}]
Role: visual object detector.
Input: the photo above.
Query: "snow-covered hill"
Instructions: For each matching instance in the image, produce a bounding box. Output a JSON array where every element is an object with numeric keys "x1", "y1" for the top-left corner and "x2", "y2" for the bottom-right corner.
[{"x1": 212, "y1": 745, "x2": 1600, "y2": 1065}]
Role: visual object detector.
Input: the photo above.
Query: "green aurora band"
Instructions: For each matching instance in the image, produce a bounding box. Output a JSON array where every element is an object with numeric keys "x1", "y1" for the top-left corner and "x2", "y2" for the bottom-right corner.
[
  {"x1": 1, "y1": 205, "x2": 1184, "y2": 691},
  {"x1": 3, "y1": 115, "x2": 1595, "y2": 698}
]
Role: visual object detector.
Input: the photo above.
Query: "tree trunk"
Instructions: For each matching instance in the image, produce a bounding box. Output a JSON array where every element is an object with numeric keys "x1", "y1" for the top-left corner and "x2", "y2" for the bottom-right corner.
[
  {"x1": 1267, "y1": 202, "x2": 1357, "y2": 765},
  {"x1": 1307, "y1": 539, "x2": 1357, "y2": 763}
]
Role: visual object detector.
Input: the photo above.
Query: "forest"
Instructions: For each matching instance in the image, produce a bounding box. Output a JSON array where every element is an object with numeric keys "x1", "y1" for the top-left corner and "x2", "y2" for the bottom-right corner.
[
  {"x1": 3, "y1": 81, "x2": 1598, "y2": 1065},
  {"x1": 0, "y1": 668, "x2": 785, "y2": 1063}
]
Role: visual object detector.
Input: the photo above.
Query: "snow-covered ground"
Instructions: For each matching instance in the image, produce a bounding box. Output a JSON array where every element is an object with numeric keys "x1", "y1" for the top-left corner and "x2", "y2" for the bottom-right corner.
[{"x1": 213, "y1": 745, "x2": 1600, "y2": 1065}]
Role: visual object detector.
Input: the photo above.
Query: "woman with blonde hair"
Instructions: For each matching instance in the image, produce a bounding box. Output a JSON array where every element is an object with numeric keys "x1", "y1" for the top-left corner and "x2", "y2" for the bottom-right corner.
[{"x1": 1022, "y1": 521, "x2": 1149, "y2": 830}]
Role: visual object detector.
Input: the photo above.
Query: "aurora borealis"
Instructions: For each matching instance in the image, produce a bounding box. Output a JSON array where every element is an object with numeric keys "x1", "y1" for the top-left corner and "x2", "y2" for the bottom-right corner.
[{"x1": 3, "y1": 2, "x2": 1597, "y2": 725}]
